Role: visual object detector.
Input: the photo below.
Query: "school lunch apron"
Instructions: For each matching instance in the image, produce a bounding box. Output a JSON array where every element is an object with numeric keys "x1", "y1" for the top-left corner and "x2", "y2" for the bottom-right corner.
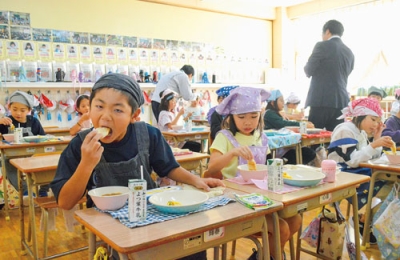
[
  {"x1": 220, "y1": 130, "x2": 268, "y2": 175},
  {"x1": 78, "y1": 122, "x2": 157, "y2": 207}
]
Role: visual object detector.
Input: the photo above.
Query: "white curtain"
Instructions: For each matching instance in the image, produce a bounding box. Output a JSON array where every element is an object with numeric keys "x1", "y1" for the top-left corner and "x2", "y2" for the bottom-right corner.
[{"x1": 292, "y1": 0, "x2": 400, "y2": 95}]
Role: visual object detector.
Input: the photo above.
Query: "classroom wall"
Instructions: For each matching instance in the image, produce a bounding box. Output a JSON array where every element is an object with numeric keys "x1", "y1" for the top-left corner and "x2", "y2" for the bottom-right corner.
[
  {"x1": 0, "y1": 0, "x2": 272, "y2": 59},
  {"x1": 0, "y1": 0, "x2": 273, "y2": 127}
]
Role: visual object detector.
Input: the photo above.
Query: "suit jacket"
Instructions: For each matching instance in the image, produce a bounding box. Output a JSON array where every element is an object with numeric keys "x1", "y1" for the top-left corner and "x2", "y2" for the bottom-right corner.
[{"x1": 304, "y1": 37, "x2": 354, "y2": 109}]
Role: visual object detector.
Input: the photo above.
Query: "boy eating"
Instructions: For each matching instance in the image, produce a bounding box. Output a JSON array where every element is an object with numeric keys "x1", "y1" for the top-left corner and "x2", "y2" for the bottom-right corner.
[{"x1": 51, "y1": 74, "x2": 224, "y2": 259}]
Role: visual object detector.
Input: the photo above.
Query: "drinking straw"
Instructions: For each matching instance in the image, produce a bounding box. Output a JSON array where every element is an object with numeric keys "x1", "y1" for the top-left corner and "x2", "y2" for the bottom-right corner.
[{"x1": 140, "y1": 165, "x2": 143, "y2": 179}]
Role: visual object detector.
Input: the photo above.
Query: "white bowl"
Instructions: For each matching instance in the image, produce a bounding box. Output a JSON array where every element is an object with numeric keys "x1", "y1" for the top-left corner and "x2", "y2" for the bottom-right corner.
[
  {"x1": 386, "y1": 151, "x2": 400, "y2": 164},
  {"x1": 282, "y1": 167, "x2": 325, "y2": 187},
  {"x1": 149, "y1": 190, "x2": 209, "y2": 214},
  {"x1": 237, "y1": 164, "x2": 268, "y2": 181},
  {"x1": 2, "y1": 133, "x2": 14, "y2": 142},
  {"x1": 88, "y1": 186, "x2": 129, "y2": 211},
  {"x1": 171, "y1": 125, "x2": 183, "y2": 131}
]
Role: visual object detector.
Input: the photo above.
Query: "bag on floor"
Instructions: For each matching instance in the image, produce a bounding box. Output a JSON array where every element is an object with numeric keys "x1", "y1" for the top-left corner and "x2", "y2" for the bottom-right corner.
[
  {"x1": 373, "y1": 183, "x2": 400, "y2": 260},
  {"x1": 345, "y1": 223, "x2": 368, "y2": 260},
  {"x1": 317, "y1": 202, "x2": 346, "y2": 259},
  {"x1": 300, "y1": 211, "x2": 323, "y2": 248}
]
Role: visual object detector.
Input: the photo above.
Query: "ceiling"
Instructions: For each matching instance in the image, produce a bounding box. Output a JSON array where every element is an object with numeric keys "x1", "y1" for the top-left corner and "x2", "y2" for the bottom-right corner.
[{"x1": 137, "y1": 0, "x2": 316, "y2": 19}]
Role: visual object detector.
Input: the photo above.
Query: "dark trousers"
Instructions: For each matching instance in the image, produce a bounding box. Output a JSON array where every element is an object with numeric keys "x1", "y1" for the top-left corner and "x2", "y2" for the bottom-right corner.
[
  {"x1": 151, "y1": 101, "x2": 161, "y2": 123},
  {"x1": 308, "y1": 106, "x2": 344, "y2": 131},
  {"x1": 282, "y1": 147, "x2": 316, "y2": 165}
]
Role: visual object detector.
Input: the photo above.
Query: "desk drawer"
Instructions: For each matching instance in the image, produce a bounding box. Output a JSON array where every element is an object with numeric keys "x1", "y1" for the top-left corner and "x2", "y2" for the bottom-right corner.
[
  {"x1": 278, "y1": 187, "x2": 356, "y2": 218},
  {"x1": 128, "y1": 217, "x2": 265, "y2": 259}
]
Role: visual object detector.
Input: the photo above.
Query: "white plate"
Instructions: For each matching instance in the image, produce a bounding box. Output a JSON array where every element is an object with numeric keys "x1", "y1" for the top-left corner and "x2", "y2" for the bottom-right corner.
[
  {"x1": 149, "y1": 190, "x2": 208, "y2": 214},
  {"x1": 23, "y1": 136, "x2": 49, "y2": 143},
  {"x1": 283, "y1": 165, "x2": 325, "y2": 187}
]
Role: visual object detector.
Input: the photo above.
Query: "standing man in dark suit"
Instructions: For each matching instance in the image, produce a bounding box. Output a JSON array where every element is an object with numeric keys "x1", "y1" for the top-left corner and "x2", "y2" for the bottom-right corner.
[{"x1": 304, "y1": 20, "x2": 354, "y2": 131}]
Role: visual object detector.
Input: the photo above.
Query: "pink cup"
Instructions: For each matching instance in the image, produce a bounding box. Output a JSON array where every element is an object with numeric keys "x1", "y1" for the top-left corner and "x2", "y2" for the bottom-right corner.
[{"x1": 321, "y1": 159, "x2": 337, "y2": 183}]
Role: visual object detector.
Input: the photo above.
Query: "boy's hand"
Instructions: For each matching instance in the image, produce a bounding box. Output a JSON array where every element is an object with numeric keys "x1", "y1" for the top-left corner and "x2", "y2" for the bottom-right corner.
[
  {"x1": 0, "y1": 117, "x2": 12, "y2": 125},
  {"x1": 80, "y1": 130, "x2": 104, "y2": 169},
  {"x1": 192, "y1": 177, "x2": 225, "y2": 192}
]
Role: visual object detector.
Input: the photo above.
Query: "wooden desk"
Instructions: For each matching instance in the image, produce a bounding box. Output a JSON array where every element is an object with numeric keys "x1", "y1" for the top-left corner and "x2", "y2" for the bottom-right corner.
[
  {"x1": 175, "y1": 152, "x2": 209, "y2": 175},
  {"x1": 10, "y1": 154, "x2": 60, "y2": 259},
  {"x1": 44, "y1": 127, "x2": 70, "y2": 136},
  {"x1": 75, "y1": 189, "x2": 284, "y2": 260},
  {"x1": 224, "y1": 171, "x2": 370, "y2": 260},
  {"x1": 162, "y1": 128, "x2": 210, "y2": 153},
  {"x1": 297, "y1": 133, "x2": 331, "y2": 164},
  {"x1": 359, "y1": 161, "x2": 400, "y2": 249},
  {"x1": 1, "y1": 136, "x2": 72, "y2": 221},
  {"x1": 192, "y1": 119, "x2": 210, "y2": 127}
]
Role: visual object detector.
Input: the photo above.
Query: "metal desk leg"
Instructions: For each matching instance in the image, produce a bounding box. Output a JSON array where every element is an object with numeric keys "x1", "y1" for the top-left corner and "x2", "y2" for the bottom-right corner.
[
  {"x1": 296, "y1": 144, "x2": 303, "y2": 164},
  {"x1": 88, "y1": 232, "x2": 96, "y2": 259},
  {"x1": 361, "y1": 171, "x2": 377, "y2": 249},
  {"x1": 271, "y1": 212, "x2": 281, "y2": 260},
  {"x1": 26, "y1": 174, "x2": 39, "y2": 259},
  {"x1": 1, "y1": 153, "x2": 10, "y2": 221},
  {"x1": 18, "y1": 170, "x2": 26, "y2": 255},
  {"x1": 352, "y1": 193, "x2": 361, "y2": 260}
]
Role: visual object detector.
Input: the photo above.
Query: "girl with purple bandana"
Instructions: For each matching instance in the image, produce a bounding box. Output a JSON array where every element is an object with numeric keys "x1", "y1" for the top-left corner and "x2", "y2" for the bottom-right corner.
[
  {"x1": 328, "y1": 97, "x2": 393, "y2": 244},
  {"x1": 207, "y1": 86, "x2": 301, "y2": 260}
]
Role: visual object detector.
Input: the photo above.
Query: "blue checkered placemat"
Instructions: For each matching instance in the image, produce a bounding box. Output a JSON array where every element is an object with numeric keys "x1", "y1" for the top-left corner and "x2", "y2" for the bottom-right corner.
[{"x1": 96, "y1": 196, "x2": 235, "y2": 228}]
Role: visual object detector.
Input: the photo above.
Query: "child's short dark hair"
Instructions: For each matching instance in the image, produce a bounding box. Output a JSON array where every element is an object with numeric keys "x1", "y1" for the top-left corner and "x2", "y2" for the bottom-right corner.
[
  {"x1": 352, "y1": 115, "x2": 367, "y2": 129},
  {"x1": 75, "y1": 94, "x2": 89, "y2": 115},
  {"x1": 266, "y1": 101, "x2": 282, "y2": 118}
]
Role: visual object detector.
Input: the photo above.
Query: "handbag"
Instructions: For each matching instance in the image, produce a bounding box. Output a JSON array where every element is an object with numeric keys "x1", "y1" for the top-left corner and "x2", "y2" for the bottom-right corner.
[
  {"x1": 300, "y1": 209, "x2": 328, "y2": 248},
  {"x1": 317, "y1": 202, "x2": 346, "y2": 259},
  {"x1": 373, "y1": 183, "x2": 400, "y2": 259},
  {"x1": 344, "y1": 223, "x2": 368, "y2": 260}
]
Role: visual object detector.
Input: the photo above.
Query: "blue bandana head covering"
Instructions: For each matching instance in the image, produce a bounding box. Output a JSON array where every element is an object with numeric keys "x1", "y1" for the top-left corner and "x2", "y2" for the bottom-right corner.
[
  {"x1": 216, "y1": 86, "x2": 239, "y2": 98},
  {"x1": 92, "y1": 73, "x2": 144, "y2": 107},
  {"x1": 267, "y1": 89, "x2": 283, "y2": 102}
]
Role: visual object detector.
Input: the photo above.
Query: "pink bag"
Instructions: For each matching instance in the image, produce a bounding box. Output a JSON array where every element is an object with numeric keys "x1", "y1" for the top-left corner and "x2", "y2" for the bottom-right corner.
[{"x1": 300, "y1": 213, "x2": 321, "y2": 248}]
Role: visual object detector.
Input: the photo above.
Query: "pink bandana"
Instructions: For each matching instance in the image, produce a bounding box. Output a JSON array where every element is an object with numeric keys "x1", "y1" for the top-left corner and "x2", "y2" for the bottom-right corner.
[{"x1": 338, "y1": 98, "x2": 382, "y2": 119}]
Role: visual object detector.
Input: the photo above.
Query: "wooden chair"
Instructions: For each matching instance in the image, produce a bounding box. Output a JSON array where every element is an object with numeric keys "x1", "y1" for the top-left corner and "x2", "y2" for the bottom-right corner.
[
  {"x1": 33, "y1": 196, "x2": 87, "y2": 257},
  {"x1": 28, "y1": 152, "x2": 87, "y2": 257}
]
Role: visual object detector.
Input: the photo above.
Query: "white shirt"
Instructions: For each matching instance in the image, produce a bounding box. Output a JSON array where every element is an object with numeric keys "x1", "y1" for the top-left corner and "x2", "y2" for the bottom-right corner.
[{"x1": 152, "y1": 70, "x2": 194, "y2": 103}]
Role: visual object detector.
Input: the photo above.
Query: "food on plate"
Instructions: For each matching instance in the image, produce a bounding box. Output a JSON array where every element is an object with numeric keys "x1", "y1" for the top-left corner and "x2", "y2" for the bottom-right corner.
[
  {"x1": 283, "y1": 172, "x2": 293, "y2": 179},
  {"x1": 102, "y1": 192, "x2": 122, "y2": 196},
  {"x1": 391, "y1": 141, "x2": 396, "y2": 155},
  {"x1": 96, "y1": 127, "x2": 110, "y2": 137},
  {"x1": 248, "y1": 159, "x2": 257, "y2": 171},
  {"x1": 167, "y1": 201, "x2": 182, "y2": 206}
]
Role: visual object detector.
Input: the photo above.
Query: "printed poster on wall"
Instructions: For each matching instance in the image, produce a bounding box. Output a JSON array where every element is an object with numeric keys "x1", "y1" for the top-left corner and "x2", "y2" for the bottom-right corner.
[
  {"x1": 52, "y1": 43, "x2": 65, "y2": 59},
  {"x1": 0, "y1": 40, "x2": 3, "y2": 57},
  {"x1": 150, "y1": 50, "x2": 158, "y2": 63},
  {"x1": 22, "y1": 41, "x2": 35, "y2": 59},
  {"x1": 10, "y1": 11, "x2": 30, "y2": 26},
  {"x1": 72, "y1": 32, "x2": 89, "y2": 44},
  {"x1": 123, "y1": 36, "x2": 137, "y2": 48},
  {"x1": 38, "y1": 42, "x2": 51, "y2": 60},
  {"x1": 32, "y1": 28, "x2": 51, "y2": 42},
  {"x1": 160, "y1": 50, "x2": 169, "y2": 64},
  {"x1": 153, "y1": 39, "x2": 165, "y2": 50},
  {"x1": 6, "y1": 40, "x2": 19, "y2": 58},
  {"x1": 52, "y1": 30, "x2": 70, "y2": 43},
  {"x1": 80, "y1": 45, "x2": 91, "y2": 61},
  {"x1": 66, "y1": 44, "x2": 78, "y2": 60},
  {"x1": 107, "y1": 35, "x2": 122, "y2": 46},
  {"x1": 0, "y1": 11, "x2": 9, "y2": 25},
  {"x1": 93, "y1": 46, "x2": 104, "y2": 62},
  {"x1": 0, "y1": 24, "x2": 9, "y2": 39},
  {"x1": 90, "y1": 33, "x2": 106, "y2": 45},
  {"x1": 139, "y1": 49, "x2": 148, "y2": 63},
  {"x1": 117, "y1": 47, "x2": 127, "y2": 62},
  {"x1": 166, "y1": 40, "x2": 178, "y2": 51},
  {"x1": 105, "y1": 47, "x2": 116, "y2": 62},
  {"x1": 138, "y1": 38, "x2": 152, "y2": 49},
  {"x1": 10, "y1": 26, "x2": 31, "y2": 40},
  {"x1": 128, "y1": 48, "x2": 138, "y2": 63}
]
